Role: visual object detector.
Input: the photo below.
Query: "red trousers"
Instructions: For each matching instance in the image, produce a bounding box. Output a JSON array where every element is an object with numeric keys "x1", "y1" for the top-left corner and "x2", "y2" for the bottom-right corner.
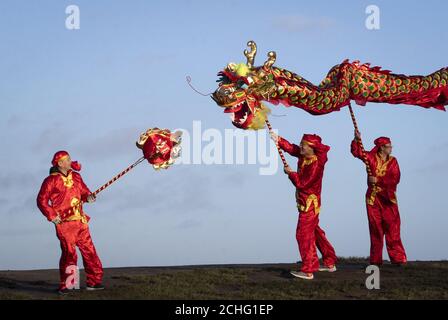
[
  {"x1": 55, "y1": 221, "x2": 103, "y2": 289},
  {"x1": 366, "y1": 197, "x2": 407, "y2": 265},
  {"x1": 296, "y1": 210, "x2": 337, "y2": 273}
]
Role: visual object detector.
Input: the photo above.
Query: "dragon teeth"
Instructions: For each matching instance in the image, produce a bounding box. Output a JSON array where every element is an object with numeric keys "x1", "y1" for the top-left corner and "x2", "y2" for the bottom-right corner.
[{"x1": 239, "y1": 112, "x2": 248, "y2": 124}]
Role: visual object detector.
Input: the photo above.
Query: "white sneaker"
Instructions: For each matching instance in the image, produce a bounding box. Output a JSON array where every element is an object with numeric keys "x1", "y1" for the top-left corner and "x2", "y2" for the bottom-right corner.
[
  {"x1": 290, "y1": 271, "x2": 314, "y2": 280},
  {"x1": 318, "y1": 265, "x2": 337, "y2": 272}
]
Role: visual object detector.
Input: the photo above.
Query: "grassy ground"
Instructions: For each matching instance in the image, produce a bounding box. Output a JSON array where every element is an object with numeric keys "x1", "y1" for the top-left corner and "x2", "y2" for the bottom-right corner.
[{"x1": 0, "y1": 258, "x2": 447, "y2": 300}]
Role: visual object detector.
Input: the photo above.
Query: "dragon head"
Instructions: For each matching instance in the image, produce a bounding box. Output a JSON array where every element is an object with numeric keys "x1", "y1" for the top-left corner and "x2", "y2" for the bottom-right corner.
[
  {"x1": 136, "y1": 128, "x2": 182, "y2": 170},
  {"x1": 212, "y1": 41, "x2": 277, "y2": 130}
]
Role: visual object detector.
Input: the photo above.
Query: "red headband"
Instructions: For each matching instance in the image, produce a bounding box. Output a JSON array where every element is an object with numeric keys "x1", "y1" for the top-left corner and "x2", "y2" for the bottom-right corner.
[
  {"x1": 370, "y1": 137, "x2": 392, "y2": 154},
  {"x1": 51, "y1": 151, "x2": 81, "y2": 171},
  {"x1": 301, "y1": 134, "x2": 330, "y2": 154},
  {"x1": 374, "y1": 137, "x2": 391, "y2": 147}
]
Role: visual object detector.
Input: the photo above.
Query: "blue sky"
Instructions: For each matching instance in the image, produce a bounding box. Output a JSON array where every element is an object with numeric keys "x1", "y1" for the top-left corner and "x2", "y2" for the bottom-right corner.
[{"x1": 0, "y1": 0, "x2": 447, "y2": 269}]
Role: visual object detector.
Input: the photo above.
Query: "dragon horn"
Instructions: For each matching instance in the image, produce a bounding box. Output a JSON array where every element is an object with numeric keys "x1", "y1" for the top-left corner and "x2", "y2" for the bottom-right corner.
[
  {"x1": 244, "y1": 40, "x2": 257, "y2": 68},
  {"x1": 263, "y1": 51, "x2": 276, "y2": 69}
]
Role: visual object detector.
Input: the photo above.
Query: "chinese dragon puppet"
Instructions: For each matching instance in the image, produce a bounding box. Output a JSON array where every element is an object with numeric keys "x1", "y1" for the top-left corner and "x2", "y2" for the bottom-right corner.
[
  {"x1": 136, "y1": 128, "x2": 182, "y2": 170},
  {"x1": 212, "y1": 41, "x2": 448, "y2": 130},
  {"x1": 90, "y1": 128, "x2": 182, "y2": 198}
]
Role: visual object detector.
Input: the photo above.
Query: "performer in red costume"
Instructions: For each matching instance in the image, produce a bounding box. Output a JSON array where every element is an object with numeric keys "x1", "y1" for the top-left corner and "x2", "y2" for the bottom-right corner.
[
  {"x1": 272, "y1": 133, "x2": 337, "y2": 280},
  {"x1": 37, "y1": 151, "x2": 104, "y2": 294},
  {"x1": 351, "y1": 131, "x2": 407, "y2": 266}
]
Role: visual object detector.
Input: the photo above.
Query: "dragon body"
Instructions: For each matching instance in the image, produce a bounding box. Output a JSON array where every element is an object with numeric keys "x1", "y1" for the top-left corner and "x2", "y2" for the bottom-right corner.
[{"x1": 212, "y1": 41, "x2": 448, "y2": 129}]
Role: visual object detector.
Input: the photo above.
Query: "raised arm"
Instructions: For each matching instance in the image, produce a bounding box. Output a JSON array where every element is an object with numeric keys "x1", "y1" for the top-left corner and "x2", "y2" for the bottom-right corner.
[
  {"x1": 351, "y1": 139, "x2": 367, "y2": 160},
  {"x1": 278, "y1": 137, "x2": 301, "y2": 157},
  {"x1": 351, "y1": 129, "x2": 368, "y2": 160}
]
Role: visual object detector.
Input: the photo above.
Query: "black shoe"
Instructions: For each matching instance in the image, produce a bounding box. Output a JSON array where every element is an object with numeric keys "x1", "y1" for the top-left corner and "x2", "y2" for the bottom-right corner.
[
  {"x1": 86, "y1": 284, "x2": 105, "y2": 291},
  {"x1": 58, "y1": 288, "x2": 72, "y2": 295}
]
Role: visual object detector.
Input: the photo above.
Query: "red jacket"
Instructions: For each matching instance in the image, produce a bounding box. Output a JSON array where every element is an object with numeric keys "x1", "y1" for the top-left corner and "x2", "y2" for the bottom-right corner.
[
  {"x1": 351, "y1": 139, "x2": 400, "y2": 205},
  {"x1": 278, "y1": 137, "x2": 328, "y2": 214},
  {"x1": 37, "y1": 170, "x2": 92, "y2": 223}
]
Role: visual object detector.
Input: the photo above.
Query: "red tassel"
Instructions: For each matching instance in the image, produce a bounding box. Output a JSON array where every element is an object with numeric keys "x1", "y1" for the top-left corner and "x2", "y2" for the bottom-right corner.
[{"x1": 71, "y1": 161, "x2": 82, "y2": 171}]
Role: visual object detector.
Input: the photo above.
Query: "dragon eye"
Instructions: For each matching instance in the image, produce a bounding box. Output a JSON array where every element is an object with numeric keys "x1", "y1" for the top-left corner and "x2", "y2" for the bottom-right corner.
[{"x1": 236, "y1": 80, "x2": 248, "y2": 89}]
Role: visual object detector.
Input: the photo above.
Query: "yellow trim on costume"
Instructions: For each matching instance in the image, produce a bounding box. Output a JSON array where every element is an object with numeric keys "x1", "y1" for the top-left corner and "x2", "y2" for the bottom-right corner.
[
  {"x1": 297, "y1": 194, "x2": 320, "y2": 214},
  {"x1": 367, "y1": 154, "x2": 395, "y2": 206},
  {"x1": 367, "y1": 185, "x2": 382, "y2": 206},
  {"x1": 50, "y1": 171, "x2": 74, "y2": 188},
  {"x1": 301, "y1": 155, "x2": 317, "y2": 168},
  {"x1": 60, "y1": 172, "x2": 74, "y2": 188},
  {"x1": 64, "y1": 197, "x2": 88, "y2": 224},
  {"x1": 374, "y1": 154, "x2": 394, "y2": 177}
]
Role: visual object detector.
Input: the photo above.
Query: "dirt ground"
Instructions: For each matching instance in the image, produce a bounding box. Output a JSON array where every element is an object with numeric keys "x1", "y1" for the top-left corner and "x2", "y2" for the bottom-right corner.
[{"x1": 1, "y1": 258, "x2": 447, "y2": 300}]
